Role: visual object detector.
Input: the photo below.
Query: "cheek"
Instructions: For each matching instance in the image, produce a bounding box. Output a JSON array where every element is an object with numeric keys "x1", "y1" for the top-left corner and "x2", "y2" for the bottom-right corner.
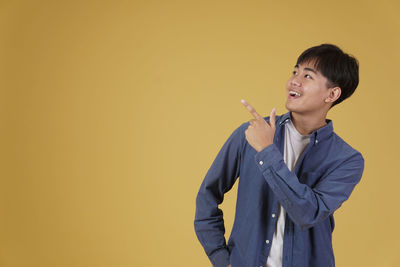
[
  {"x1": 318, "y1": 86, "x2": 331, "y2": 100},
  {"x1": 304, "y1": 85, "x2": 328, "y2": 104},
  {"x1": 312, "y1": 93, "x2": 329, "y2": 107}
]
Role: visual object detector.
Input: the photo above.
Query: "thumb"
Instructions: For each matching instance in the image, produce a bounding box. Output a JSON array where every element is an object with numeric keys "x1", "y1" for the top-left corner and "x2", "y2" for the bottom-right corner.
[{"x1": 269, "y1": 108, "x2": 276, "y2": 128}]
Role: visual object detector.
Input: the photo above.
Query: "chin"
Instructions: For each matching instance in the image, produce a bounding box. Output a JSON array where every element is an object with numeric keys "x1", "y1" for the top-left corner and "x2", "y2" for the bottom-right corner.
[
  {"x1": 285, "y1": 101, "x2": 298, "y2": 112},
  {"x1": 285, "y1": 101, "x2": 307, "y2": 114}
]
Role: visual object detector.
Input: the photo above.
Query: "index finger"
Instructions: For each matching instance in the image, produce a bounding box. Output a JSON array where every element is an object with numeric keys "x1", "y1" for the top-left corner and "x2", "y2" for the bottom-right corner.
[{"x1": 241, "y1": 99, "x2": 262, "y2": 120}]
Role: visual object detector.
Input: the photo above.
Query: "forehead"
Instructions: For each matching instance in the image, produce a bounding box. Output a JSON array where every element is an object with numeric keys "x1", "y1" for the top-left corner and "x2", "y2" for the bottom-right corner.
[{"x1": 295, "y1": 60, "x2": 321, "y2": 75}]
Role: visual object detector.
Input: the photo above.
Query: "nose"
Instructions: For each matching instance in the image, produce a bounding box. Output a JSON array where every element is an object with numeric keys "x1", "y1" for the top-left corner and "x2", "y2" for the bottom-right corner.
[{"x1": 291, "y1": 76, "x2": 301, "y2": 87}]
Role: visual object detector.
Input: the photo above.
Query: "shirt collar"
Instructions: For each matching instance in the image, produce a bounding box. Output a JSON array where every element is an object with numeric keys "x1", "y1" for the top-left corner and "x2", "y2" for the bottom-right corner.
[{"x1": 278, "y1": 111, "x2": 334, "y2": 144}]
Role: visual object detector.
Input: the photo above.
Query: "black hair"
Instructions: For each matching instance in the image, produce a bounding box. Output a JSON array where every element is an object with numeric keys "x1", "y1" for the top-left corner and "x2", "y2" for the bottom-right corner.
[{"x1": 296, "y1": 43, "x2": 359, "y2": 107}]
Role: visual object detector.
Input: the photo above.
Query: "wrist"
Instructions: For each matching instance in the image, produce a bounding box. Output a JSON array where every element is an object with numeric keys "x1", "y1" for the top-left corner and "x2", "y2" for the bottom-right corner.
[{"x1": 257, "y1": 142, "x2": 273, "y2": 152}]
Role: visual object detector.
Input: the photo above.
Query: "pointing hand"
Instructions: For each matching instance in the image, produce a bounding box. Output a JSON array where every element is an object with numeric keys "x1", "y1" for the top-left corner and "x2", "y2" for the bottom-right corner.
[{"x1": 241, "y1": 99, "x2": 276, "y2": 152}]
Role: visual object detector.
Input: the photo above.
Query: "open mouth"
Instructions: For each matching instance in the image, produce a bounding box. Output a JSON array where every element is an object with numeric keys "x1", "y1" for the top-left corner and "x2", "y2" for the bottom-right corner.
[{"x1": 289, "y1": 90, "x2": 301, "y2": 98}]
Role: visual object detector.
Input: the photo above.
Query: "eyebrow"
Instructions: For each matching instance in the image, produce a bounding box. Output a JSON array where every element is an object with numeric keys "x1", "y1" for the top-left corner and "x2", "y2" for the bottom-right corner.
[{"x1": 294, "y1": 64, "x2": 318, "y2": 75}]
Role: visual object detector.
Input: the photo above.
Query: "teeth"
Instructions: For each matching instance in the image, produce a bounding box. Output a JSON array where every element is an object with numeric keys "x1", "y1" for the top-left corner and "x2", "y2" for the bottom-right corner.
[{"x1": 289, "y1": 90, "x2": 301, "y2": 97}]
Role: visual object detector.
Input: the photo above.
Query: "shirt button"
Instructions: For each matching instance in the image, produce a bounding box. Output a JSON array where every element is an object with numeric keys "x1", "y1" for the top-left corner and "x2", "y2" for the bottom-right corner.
[
  {"x1": 266, "y1": 240, "x2": 270, "y2": 244},
  {"x1": 272, "y1": 213, "x2": 276, "y2": 218},
  {"x1": 259, "y1": 160, "x2": 264, "y2": 165},
  {"x1": 315, "y1": 139, "x2": 319, "y2": 144}
]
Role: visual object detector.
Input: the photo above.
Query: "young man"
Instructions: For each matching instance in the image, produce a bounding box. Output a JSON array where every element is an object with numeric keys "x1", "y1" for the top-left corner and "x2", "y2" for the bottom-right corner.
[{"x1": 194, "y1": 44, "x2": 364, "y2": 267}]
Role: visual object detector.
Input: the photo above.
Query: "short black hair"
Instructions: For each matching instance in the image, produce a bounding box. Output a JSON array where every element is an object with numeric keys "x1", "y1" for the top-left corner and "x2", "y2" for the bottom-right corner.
[{"x1": 296, "y1": 43, "x2": 359, "y2": 107}]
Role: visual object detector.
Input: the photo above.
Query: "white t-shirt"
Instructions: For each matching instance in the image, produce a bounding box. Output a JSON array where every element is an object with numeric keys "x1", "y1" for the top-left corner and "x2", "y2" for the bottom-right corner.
[{"x1": 266, "y1": 119, "x2": 311, "y2": 267}]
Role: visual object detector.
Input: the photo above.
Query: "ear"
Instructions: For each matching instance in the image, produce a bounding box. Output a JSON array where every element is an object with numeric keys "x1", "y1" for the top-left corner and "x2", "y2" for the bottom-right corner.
[{"x1": 324, "y1": 86, "x2": 341, "y2": 104}]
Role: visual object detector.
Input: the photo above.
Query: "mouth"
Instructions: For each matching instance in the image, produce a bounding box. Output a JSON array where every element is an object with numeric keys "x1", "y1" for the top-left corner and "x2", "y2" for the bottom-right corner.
[{"x1": 288, "y1": 90, "x2": 301, "y2": 99}]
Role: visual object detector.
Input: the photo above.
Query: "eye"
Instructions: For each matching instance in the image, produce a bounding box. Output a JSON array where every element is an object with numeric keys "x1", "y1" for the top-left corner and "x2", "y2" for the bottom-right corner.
[
  {"x1": 305, "y1": 74, "x2": 313, "y2": 79},
  {"x1": 292, "y1": 70, "x2": 297, "y2": 75}
]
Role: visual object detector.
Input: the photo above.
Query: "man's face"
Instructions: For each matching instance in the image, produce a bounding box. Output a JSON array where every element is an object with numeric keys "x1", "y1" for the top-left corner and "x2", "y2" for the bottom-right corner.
[{"x1": 285, "y1": 60, "x2": 332, "y2": 114}]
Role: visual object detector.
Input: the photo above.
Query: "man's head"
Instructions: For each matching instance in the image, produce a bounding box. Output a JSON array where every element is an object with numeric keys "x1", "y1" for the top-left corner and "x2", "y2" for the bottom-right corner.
[{"x1": 285, "y1": 44, "x2": 359, "y2": 114}]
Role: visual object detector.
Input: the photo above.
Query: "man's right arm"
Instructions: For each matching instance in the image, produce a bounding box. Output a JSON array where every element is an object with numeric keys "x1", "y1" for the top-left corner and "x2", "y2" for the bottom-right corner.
[{"x1": 194, "y1": 122, "x2": 246, "y2": 267}]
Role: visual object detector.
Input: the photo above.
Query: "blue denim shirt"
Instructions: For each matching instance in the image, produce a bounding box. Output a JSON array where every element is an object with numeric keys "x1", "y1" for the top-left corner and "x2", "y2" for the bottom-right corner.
[{"x1": 194, "y1": 112, "x2": 364, "y2": 267}]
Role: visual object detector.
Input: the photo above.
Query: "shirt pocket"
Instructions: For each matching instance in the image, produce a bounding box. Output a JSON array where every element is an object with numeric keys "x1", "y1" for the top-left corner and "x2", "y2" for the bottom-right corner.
[{"x1": 298, "y1": 171, "x2": 323, "y2": 188}]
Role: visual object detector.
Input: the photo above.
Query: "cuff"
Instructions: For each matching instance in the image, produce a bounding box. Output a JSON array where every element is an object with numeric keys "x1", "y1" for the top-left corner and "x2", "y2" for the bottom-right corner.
[
  {"x1": 209, "y1": 248, "x2": 230, "y2": 267},
  {"x1": 254, "y1": 143, "x2": 282, "y2": 172}
]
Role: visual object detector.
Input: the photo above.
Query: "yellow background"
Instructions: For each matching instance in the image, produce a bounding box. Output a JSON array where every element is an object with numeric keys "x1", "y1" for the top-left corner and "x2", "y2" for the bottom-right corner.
[{"x1": 1, "y1": 0, "x2": 399, "y2": 266}]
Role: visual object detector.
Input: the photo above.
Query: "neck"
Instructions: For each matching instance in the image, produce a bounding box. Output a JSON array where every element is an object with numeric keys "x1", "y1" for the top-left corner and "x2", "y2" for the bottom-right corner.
[{"x1": 290, "y1": 111, "x2": 328, "y2": 135}]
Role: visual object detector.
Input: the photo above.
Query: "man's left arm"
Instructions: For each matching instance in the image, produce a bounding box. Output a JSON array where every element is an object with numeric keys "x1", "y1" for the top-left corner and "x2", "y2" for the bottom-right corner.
[
  {"x1": 255, "y1": 143, "x2": 364, "y2": 230},
  {"x1": 240, "y1": 99, "x2": 364, "y2": 230}
]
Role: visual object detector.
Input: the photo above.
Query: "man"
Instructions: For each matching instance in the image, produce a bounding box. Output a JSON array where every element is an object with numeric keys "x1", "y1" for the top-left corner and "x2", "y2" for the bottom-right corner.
[{"x1": 194, "y1": 44, "x2": 364, "y2": 267}]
